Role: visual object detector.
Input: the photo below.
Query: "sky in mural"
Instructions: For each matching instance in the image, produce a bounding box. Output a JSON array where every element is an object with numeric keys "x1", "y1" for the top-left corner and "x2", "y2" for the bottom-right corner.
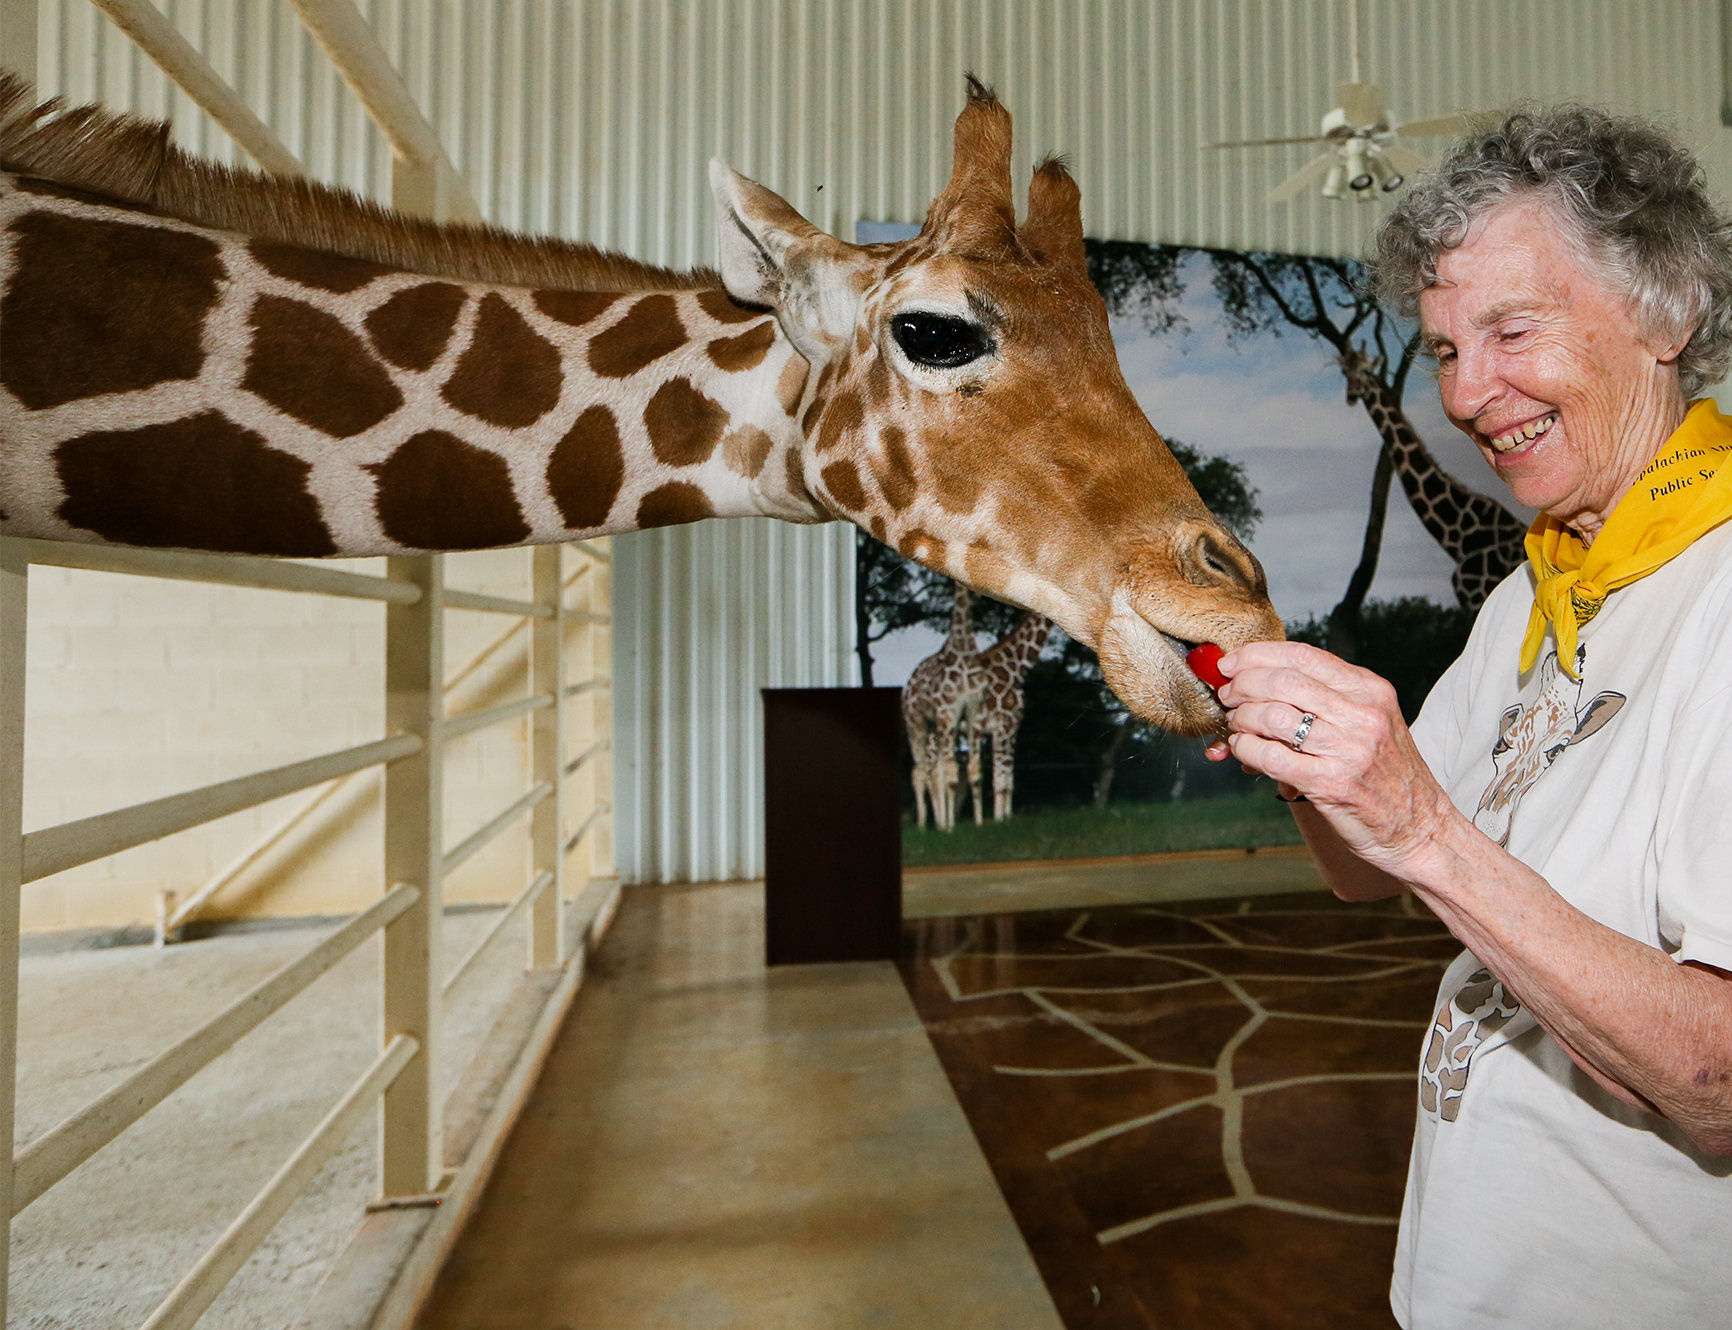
[{"x1": 860, "y1": 231, "x2": 1533, "y2": 686}]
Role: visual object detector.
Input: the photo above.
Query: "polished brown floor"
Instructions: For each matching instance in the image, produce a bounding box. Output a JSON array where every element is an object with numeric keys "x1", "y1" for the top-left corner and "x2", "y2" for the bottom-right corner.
[{"x1": 899, "y1": 891, "x2": 1460, "y2": 1330}]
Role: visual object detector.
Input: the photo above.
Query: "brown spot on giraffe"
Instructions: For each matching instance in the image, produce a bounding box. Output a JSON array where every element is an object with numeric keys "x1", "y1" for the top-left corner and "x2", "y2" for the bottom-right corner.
[
  {"x1": 929, "y1": 430, "x2": 990, "y2": 513},
  {"x1": 696, "y1": 289, "x2": 765, "y2": 324},
  {"x1": 532, "y1": 289, "x2": 617, "y2": 328},
  {"x1": 368, "y1": 430, "x2": 529, "y2": 550},
  {"x1": 868, "y1": 513, "x2": 888, "y2": 544},
  {"x1": 819, "y1": 459, "x2": 867, "y2": 513},
  {"x1": 643, "y1": 377, "x2": 727, "y2": 467},
  {"x1": 589, "y1": 293, "x2": 686, "y2": 378},
  {"x1": 0, "y1": 212, "x2": 220, "y2": 410},
  {"x1": 547, "y1": 406, "x2": 625, "y2": 529},
  {"x1": 897, "y1": 528, "x2": 947, "y2": 566},
  {"x1": 722, "y1": 427, "x2": 774, "y2": 479},
  {"x1": 249, "y1": 237, "x2": 392, "y2": 293},
  {"x1": 365, "y1": 281, "x2": 467, "y2": 371},
  {"x1": 705, "y1": 321, "x2": 776, "y2": 373},
  {"x1": 441, "y1": 293, "x2": 563, "y2": 428},
  {"x1": 799, "y1": 361, "x2": 838, "y2": 434},
  {"x1": 776, "y1": 356, "x2": 809, "y2": 416},
  {"x1": 816, "y1": 390, "x2": 864, "y2": 454},
  {"x1": 863, "y1": 353, "x2": 891, "y2": 401},
  {"x1": 872, "y1": 424, "x2": 918, "y2": 511},
  {"x1": 636, "y1": 481, "x2": 714, "y2": 528},
  {"x1": 245, "y1": 295, "x2": 402, "y2": 438},
  {"x1": 55, "y1": 411, "x2": 335, "y2": 555}
]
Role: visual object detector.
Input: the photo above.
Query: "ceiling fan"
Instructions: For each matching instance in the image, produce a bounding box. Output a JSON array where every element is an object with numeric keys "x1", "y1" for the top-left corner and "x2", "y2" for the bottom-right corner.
[{"x1": 1209, "y1": 0, "x2": 1499, "y2": 203}]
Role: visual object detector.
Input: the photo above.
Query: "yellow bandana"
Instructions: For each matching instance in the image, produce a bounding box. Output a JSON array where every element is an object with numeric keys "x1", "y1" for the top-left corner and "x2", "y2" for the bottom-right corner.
[{"x1": 1522, "y1": 399, "x2": 1732, "y2": 678}]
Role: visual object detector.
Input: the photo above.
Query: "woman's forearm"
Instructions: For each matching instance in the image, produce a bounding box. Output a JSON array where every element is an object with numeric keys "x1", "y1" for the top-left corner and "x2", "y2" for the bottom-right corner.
[{"x1": 1398, "y1": 816, "x2": 1732, "y2": 1156}]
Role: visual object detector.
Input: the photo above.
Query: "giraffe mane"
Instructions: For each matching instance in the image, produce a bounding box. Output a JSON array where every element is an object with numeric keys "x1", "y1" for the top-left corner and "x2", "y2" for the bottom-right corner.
[{"x1": 0, "y1": 72, "x2": 714, "y2": 293}]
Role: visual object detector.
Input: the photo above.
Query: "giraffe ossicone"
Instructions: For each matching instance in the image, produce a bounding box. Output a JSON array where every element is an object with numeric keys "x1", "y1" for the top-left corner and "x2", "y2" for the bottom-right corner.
[{"x1": 0, "y1": 72, "x2": 1280, "y2": 734}]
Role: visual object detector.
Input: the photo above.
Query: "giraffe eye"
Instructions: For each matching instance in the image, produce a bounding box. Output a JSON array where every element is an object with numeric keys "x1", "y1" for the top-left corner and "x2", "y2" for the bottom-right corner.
[{"x1": 890, "y1": 312, "x2": 995, "y2": 369}]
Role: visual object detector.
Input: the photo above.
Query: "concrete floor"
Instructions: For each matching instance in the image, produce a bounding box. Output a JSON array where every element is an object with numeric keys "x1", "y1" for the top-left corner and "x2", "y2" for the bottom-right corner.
[
  {"x1": 418, "y1": 880, "x2": 1064, "y2": 1330},
  {"x1": 10, "y1": 854, "x2": 1317, "y2": 1329},
  {"x1": 11, "y1": 908, "x2": 524, "y2": 1330}
]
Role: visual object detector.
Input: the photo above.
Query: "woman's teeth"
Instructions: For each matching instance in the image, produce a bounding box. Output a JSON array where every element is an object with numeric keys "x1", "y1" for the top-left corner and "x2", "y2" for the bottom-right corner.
[{"x1": 1489, "y1": 413, "x2": 1556, "y2": 454}]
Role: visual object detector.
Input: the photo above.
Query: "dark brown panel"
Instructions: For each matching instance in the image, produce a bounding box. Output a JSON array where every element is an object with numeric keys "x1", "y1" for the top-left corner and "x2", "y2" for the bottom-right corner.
[{"x1": 762, "y1": 687, "x2": 903, "y2": 965}]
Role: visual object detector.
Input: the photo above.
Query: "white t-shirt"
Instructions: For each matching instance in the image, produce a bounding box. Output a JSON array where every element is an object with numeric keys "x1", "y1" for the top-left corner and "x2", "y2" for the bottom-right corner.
[{"x1": 1395, "y1": 521, "x2": 1732, "y2": 1329}]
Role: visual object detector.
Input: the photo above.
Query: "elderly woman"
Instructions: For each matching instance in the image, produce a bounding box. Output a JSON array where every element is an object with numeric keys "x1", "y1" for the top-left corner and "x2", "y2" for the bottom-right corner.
[{"x1": 1210, "y1": 107, "x2": 1732, "y2": 1327}]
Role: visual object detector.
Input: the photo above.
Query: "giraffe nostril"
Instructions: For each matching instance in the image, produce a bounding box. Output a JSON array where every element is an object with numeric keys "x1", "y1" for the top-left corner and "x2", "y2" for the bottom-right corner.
[{"x1": 1180, "y1": 527, "x2": 1263, "y2": 596}]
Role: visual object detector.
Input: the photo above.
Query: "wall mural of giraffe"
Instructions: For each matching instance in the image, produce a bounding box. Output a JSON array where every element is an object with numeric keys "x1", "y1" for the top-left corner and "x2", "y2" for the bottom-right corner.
[
  {"x1": 965, "y1": 609, "x2": 1056, "y2": 823},
  {"x1": 1338, "y1": 347, "x2": 1528, "y2": 610},
  {"x1": 901, "y1": 584, "x2": 982, "y2": 831},
  {"x1": 0, "y1": 72, "x2": 1280, "y2": 736}
]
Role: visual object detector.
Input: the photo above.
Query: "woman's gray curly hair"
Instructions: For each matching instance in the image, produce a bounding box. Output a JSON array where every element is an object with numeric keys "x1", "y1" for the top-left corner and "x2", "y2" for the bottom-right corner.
[{"x1": 1374, "y1": 104, "x2": 1732, "y2": 398}]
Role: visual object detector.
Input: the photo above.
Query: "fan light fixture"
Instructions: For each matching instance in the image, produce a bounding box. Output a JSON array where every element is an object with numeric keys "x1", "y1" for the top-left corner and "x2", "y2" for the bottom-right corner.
[{"x1": 1346, "y1": 138, "x2": 1375, "y2": 192}]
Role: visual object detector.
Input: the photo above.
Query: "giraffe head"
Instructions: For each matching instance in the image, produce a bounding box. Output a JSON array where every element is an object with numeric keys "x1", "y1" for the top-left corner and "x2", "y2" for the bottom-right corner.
[
  {"x1": 1338, "y1": 346, "x2": 1385, "y2": 407},
  {"x1": 710, "y1": 80, "x2": 1281, "y2": 733}
]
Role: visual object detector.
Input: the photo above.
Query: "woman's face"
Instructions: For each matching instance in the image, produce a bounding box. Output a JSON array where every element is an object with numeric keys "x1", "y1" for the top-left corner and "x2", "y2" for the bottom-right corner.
[{"x1": 1419, "y1": 199, "x2": 1689, "y2": 539}]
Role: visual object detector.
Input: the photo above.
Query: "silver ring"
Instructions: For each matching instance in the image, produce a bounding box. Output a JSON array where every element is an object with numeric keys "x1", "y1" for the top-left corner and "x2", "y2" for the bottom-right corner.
[{"x1": 1290, "y1": 712, "x2": 1316, "y2": 752}]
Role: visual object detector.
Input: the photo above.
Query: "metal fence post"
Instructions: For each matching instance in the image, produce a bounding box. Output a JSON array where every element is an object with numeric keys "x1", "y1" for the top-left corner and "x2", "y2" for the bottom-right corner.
[
  {"x1": 529, "y1": 545, "x2": 563, "y2": 968},
  {"x1": 0, "y1": 539, "x2": 26, "y2": 1323},
  {"x1": 586, "y1": 543, "x2": 615, "y2": 881},
  {"x1": 380, "y1": 554, "x2": 444, "y2": 1198}
]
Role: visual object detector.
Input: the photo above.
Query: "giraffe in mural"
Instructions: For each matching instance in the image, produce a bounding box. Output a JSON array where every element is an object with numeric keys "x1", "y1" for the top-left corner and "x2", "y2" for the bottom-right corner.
[
  {"x1": 901, "y1": 584, "x2": 982, "y2": 831},
  {"x1": 1339, "y1": 346, "x2": 1528, "y2": 610},
  {"x1": 0, "y1": 73, "x2": 1282, "y2": 734},
  {"x1": 963, "y1": 610, "x2": 1055, "y2": 822}
]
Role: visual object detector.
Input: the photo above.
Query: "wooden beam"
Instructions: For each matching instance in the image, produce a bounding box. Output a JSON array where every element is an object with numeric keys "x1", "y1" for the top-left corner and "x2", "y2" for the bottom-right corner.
[
  {"x1": 86, "y1": 0, "x2": 305, "y2": 175},
  {"x1": 285, "y1": 0, "x2": 481, "y2": 220}
]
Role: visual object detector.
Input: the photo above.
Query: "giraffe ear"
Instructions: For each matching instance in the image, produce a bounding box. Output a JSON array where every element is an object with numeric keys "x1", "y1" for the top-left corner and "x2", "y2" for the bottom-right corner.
[{"x1": 710, "y1": 158, "x2": 870, "y2": 360}]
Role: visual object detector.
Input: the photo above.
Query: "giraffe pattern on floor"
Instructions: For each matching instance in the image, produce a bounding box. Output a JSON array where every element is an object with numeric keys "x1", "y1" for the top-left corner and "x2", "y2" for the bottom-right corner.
[{"x1": 900, "y1": 890, "x2": 1460, "y2": 1329}]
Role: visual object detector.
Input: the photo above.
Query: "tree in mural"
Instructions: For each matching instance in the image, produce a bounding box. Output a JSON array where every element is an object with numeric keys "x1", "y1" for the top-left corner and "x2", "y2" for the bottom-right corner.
[
  {"x1": 1090, "y1": 244, "x2": 1528, "y2": 661},
  {"x1": 1208, "y1": 251, "x2": 1527, "y2": 654}
]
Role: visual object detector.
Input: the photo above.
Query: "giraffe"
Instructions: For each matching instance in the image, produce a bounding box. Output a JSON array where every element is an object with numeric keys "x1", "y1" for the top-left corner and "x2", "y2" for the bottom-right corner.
[
  {"x1": 964, "y1": 610, "x2": 1055, "y2": 822},
  {"x1": 901, "y1": 584, "x2": 982, "y2": 831},
  {"x1": 0, "y1": 73, "x2": 1282, "y2": 735},
  {"x1": 1339, "y1": 347, "x2": 1528, "y2": 610}
]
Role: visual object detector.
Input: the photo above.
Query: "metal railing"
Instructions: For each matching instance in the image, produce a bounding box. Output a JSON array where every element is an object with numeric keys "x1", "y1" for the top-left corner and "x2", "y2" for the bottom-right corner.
[
  {"x1": 0, "y1": 539, "x2": 616, "y2": 1327},
  {"x1": 0, "y1": 1, "x2": 615, "y2": 1324}
]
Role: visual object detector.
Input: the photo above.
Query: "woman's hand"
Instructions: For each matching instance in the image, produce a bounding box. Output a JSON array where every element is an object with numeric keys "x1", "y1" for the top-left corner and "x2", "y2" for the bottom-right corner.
[{"x1": 1209, "y1": 640, "x2": 1457, "y2": 880}]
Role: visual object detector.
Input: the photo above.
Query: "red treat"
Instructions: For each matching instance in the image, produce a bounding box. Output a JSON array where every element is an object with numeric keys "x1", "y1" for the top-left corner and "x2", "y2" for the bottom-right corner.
[{"x1": 1186, "y1": 642, "x2": 1228, "y2": 690}]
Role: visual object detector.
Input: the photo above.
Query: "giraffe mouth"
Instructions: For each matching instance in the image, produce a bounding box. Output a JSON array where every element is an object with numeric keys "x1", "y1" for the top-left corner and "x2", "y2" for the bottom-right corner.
[{"x1": 1158, "y1": 630, "x2": 1221, "y2": 702}]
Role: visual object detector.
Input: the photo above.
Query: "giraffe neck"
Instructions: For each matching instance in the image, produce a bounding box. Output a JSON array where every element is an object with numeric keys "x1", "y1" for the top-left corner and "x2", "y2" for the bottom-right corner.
[
  {"x1": 943, "y1": 587, "x2": 975, "y2": 655},
  {"x1": 985, "y1": 613, "x2": 1052, "y2": 674},
  {"x1": 0, "y1": 176, "x2": 821, "y2": 556},
  {"x1": 1356, "y1": 376, "x2": 1514, "y2": 563}
]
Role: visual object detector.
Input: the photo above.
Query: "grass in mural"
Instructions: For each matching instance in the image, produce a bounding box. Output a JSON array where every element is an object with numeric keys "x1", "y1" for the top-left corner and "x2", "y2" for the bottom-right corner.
[{"x1": 902, "y1": 791, "x2": 1305, "y2": 867}]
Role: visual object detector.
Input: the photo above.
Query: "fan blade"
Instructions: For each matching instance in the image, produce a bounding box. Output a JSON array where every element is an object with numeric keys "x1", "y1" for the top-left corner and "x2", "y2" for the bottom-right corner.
[
  {"x1": 1397, "y1": 110, "x2": 1500, "y2": 138},
  {"x1": 1382, "y1": 143, "x2": 1428, "y2": 177},
  {"x1": 1207, "y1": 133, "x2": 1334, "y2": 149},
  {"x1": 1266, "y1": 151, "x2": 1338, "y2": 204},
  {"x1": 1335, "y1": 81, "x2": 1385, "y2": 128}
]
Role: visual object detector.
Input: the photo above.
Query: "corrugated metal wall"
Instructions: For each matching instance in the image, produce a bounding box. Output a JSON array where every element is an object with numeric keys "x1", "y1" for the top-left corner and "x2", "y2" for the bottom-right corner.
[{"x1": 22, "y1": 0, "x2": 1730, "y2": 881}]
